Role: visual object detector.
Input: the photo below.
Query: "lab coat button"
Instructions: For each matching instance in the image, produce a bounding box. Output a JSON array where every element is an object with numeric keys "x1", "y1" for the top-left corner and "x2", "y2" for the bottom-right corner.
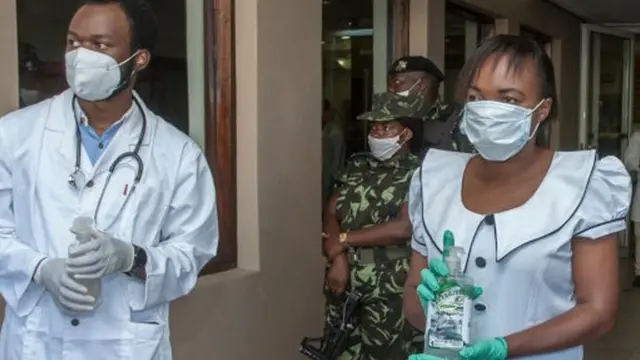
[
  {"x1": 475, "y1": 257, "x2": 486, "y2": 268},
  {"x1": 71, "y1": 318, "x2": 79, "y2": 326},
  {"x1": 474, "y1": 303, "x2": 487, "y2": 312},
  {"x1": 86, "y1": 180, "x2": 94, "y2": 188}
]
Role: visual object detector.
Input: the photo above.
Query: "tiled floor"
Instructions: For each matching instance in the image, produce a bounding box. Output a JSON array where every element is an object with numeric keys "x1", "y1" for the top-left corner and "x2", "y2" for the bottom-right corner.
[{"x1": 585, "y1": 257, "x2": 640, "y2": 360}]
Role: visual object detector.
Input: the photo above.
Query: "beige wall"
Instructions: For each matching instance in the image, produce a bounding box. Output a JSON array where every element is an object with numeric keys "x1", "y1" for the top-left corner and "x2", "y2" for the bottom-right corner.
[
  {"x1": 164, "y1": 0, "x2": 326, "y2": 358},
  {"x1": 2, "y1": 0, "x2": 325, "y2": 359},
  {"x1": 410, "y1": 0, "x2": 583, "y2": 149}
]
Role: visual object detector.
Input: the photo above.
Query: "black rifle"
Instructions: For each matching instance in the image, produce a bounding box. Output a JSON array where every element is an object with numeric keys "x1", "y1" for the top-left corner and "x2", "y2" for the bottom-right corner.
[{"x1": 299, "y1": 290, "x2": 362, "y2": 360}]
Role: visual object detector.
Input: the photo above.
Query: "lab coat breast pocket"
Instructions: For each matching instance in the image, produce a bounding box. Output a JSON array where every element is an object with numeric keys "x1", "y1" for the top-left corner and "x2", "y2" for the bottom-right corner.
[{"x1": 119, "y1": 174, "x2": 171, "y2": 246}]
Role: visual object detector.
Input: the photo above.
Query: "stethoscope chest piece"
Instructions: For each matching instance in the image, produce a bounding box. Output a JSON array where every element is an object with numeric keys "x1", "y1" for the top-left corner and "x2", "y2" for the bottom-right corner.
[{"x1": 68, "y1": 167, "x2": 86, "y2": 189}]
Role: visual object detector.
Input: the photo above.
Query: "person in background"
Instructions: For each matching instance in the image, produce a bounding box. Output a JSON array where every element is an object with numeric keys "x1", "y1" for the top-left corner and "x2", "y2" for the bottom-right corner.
[
  {"x1": 624, "y1": 130, "x2": 640, "y2": 287},
  {"x1": 322, "y1": 98, "x2": 346, "y2": 205},
  {"x1": 18, "y1": 42, "x2": 44, "y2": 107},
  {"x1": 388, "y1": 55, "x2": 474, "y2": 153},
  {"x1": 405, "y1": 35, "x2": 628, "y2": 360},
  {"x1": 322, "y1": 92, "x2": 424, "y2": 359},
  {"x1": 0, "y1": 1, "x2": 218, "y2": 359}
]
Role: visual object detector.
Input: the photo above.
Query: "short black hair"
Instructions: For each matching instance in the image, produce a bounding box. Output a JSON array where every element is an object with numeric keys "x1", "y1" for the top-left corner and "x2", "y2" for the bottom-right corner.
[
  {"x1": 455, "y1": 35, "x2": 558, "y2": 147},
  {"x1": 84, "y1": 0, "x2": 158, "y2": 52}
]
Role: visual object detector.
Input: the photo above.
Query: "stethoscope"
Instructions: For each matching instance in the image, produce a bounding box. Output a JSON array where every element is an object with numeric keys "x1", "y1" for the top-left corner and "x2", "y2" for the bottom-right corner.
[{"x1": 67, "y1": 95, "x2": 147, "y2": 229}]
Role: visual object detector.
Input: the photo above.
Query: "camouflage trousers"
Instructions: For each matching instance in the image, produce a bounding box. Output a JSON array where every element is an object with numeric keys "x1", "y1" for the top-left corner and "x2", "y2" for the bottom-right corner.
[{"x1": 324, "y1": 258, "x2": 422, "y2": 360}]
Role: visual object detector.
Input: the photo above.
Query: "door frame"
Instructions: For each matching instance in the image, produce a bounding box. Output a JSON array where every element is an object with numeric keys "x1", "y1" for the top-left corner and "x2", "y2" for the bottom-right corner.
[{"x1": 578, "y1": 24, "x2": 635, "y2": 151}]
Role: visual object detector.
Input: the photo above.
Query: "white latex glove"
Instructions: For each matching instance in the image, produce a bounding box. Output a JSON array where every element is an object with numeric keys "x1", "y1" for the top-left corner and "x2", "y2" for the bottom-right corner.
[
  {"x1": 34, "y1": 258, "x2": 96, "y2": 312},
  {"x1": 66, "y1": 230, "x2": 135, "y2": 279}
]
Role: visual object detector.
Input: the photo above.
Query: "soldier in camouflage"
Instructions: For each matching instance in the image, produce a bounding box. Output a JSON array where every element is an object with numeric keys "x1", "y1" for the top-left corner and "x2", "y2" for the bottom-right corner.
[
  {"x1": 322, "y1": 92, "x2": 423, "y2": 360},
  {"x1": 388, "y1": 56, "x2": 475, "y2": 154}
]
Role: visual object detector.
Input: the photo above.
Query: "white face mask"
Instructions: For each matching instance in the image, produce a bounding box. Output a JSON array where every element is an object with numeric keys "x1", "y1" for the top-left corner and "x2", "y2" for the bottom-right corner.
[
  {"x1": 368, "y1": 131, "x2": 406, "y2": 161},
  {"x1": 395, "y1": 79, "x2": 420, "y2": 97},
  {"x1": 65, "y1": 48, "x2": 139, "y2": 101},
  {"x1": 460, "y1": 100, "x2": 544, "y2": 162}
]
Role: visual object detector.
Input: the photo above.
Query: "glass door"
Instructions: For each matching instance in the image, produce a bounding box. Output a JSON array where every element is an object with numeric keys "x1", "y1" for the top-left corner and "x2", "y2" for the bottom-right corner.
[
  {"x1": 579, "y1": 24, "x2": 635, "y2": 156},
  {"x1": 578, "y1": 24, "x2": 635, "y2": 261}
]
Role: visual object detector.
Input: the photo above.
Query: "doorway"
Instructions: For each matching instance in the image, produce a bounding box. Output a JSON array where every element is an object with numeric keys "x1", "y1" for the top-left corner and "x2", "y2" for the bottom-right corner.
[
  {"x1": 579, "y1": 24, "x2": 635, "y2": 157},
  {"x1": 579, "y1": 24, "x2": 635, "y2": 263}
]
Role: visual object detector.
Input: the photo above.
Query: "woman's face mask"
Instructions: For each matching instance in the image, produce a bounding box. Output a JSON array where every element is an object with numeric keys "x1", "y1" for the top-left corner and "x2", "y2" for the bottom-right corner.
[
  {"x1": 460, "y1": 100, "x2": 544, "y2": 162},
  {"x1": 368, "y1": 130, "x2": 408, "y2": 161}
]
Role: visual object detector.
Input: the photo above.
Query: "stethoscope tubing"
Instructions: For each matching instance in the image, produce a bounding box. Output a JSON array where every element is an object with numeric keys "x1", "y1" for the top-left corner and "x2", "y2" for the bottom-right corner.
[{"x1": 68, "y1": 95, "x2": 147, "y2": 228}]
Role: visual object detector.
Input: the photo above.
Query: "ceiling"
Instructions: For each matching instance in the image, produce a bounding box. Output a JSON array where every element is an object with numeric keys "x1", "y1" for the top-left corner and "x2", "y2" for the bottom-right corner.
[{"x1": 549, "y1": 0, "x2": 640, "y2": 23}]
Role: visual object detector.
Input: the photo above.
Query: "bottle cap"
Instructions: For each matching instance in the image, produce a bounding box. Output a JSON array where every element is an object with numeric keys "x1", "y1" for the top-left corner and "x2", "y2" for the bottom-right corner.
[{"x1": 72, "y1": 217, "x2": 94, "y2": 234}]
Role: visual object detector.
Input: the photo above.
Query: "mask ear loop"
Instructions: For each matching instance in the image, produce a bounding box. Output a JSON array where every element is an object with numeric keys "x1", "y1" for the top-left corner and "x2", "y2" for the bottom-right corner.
[{"x1": 527, "y1": 98, "x2": 548, "y2": 140}]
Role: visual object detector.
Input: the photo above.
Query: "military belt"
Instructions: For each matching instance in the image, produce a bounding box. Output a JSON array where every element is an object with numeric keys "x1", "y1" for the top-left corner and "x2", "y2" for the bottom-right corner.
[{"x1": 348, "y1": 246, "x2": 410, "y2": 264}]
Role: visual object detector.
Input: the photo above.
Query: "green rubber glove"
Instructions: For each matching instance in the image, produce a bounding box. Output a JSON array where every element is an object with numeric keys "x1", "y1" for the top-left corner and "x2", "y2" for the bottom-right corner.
[
  {"x1": 459, "y1": 337, "x2": 508, "y2": 360},
  {"x1": 416, "y1": 258, "x2": 484, "y2": 310},
  {"x1": 408, "y1": 354, "x2": 445, "y2": 360}
]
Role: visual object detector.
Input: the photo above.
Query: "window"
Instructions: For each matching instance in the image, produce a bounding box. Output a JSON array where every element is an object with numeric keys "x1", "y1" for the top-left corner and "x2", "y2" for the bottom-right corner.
[{"x1": 16, "y1": 0, "x2": 236, "y2": 274}]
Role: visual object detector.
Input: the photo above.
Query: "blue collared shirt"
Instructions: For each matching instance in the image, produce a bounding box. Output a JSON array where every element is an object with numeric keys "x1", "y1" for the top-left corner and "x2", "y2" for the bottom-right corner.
[{"x1": 75, "y1": 102, "x2": 133, "y2": 164}]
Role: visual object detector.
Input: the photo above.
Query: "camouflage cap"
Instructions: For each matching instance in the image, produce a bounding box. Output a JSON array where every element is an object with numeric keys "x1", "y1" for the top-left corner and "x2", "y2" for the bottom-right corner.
[{"x1": 357, "y1": 92, "x2": 428, "y2": 122}]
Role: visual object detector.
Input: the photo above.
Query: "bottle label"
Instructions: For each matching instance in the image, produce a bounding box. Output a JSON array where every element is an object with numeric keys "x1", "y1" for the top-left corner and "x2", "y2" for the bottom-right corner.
[{"x1": 425, "y1": 285, "x2": 471, "y2": 351}]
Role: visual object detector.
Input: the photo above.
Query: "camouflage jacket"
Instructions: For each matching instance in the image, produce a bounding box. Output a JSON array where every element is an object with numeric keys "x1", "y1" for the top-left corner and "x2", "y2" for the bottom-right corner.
[
  {"x1": 334, "y1": 152, "x2": 420, "y2": 252},
  {"x1": 422, "y1": 101, "x2": 475, "y2": 154}
]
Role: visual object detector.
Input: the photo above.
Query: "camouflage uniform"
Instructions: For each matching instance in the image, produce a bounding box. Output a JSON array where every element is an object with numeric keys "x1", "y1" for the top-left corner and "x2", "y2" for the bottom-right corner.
[
  {"x1": 324, "y1": 93, "x2": 422, "y2": 360},
  {"x1": 421, "y1": 101, "x2": 475, "y2": 154}
]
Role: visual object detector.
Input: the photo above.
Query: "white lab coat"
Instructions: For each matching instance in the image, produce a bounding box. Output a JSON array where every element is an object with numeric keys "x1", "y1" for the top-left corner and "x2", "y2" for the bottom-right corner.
[
  {"x1": 409, "y1": 149, "x2": 631, "y2": 360},
  {"x1": 0, "y1": 89, "x2": 219, "y2": 360},
  {"x1": 623, "y1": 131, "x2": 640, "y2": 222}
]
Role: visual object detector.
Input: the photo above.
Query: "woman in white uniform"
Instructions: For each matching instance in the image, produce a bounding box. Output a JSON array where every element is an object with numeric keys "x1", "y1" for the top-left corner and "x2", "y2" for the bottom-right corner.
[{"x1": 403, "y1": 35, "x2": 631, "y2": 359}]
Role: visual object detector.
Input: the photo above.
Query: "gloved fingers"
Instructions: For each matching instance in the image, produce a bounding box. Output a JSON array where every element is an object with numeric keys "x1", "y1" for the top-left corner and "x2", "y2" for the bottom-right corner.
[
  {"x1": 68, "y1": 239, "x2": 102, "y2": 258},
  {"x1": 67, "y1": 262, "x2": 105, "y2": 279},
  {"x1": 59, "y1": 273, "x2": 89, "y2": 295},
  {"x1": 470, "y1": 285, "x2": 483, "y2": 300},
  {"x1": 408, "y1": 354, "x2": 446, "y2": 360},
  {"x1": 420, "y1": 268, "x2": 440, "y2": 292},
  {"x1": 58, "y1": 296, "x2": 95, "y2": 312},
  {"x1": 428, "y1": 258, "x2": 450, "y2": 277},
  {"x1": 66, "y1": 250, "x2": 103, "y2": 269},
  {"x1": 90, "y1": 228, "x2": 109, "y2": 239},
  {"x1": 59, "y1": 285, "x2": 96, "y2": 306},
  {"x1": 417, "y1": 283, "x2": 435, "y2": 304},
  {"x1": 458, "y1": 346, "x2": 477, "y2": 359},
  {"x1": 458, "y1": 338, "x2": 508, "y2": 359}
]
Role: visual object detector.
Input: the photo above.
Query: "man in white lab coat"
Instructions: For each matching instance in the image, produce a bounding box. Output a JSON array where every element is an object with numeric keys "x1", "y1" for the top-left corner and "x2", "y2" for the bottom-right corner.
[
  {"x1": 624, "y1": 130, "x2": 640, "y2": 287},
  {"x1": 0, "y1": 1, "x2": 219, "y2": 359}
]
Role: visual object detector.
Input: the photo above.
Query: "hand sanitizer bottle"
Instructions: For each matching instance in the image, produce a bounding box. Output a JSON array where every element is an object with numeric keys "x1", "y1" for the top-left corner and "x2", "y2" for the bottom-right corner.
[
  {"x1": 69, "y1": 217, "x2": 102, "y2": 307},
  {"x1": 424, "y1": 231, "x2": 473, "y2": 359}
]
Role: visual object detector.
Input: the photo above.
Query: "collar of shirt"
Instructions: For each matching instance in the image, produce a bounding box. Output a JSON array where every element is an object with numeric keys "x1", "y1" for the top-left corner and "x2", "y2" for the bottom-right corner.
[{"x1": 73, "y1": 99, "x2": 135, "y2": 130}]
